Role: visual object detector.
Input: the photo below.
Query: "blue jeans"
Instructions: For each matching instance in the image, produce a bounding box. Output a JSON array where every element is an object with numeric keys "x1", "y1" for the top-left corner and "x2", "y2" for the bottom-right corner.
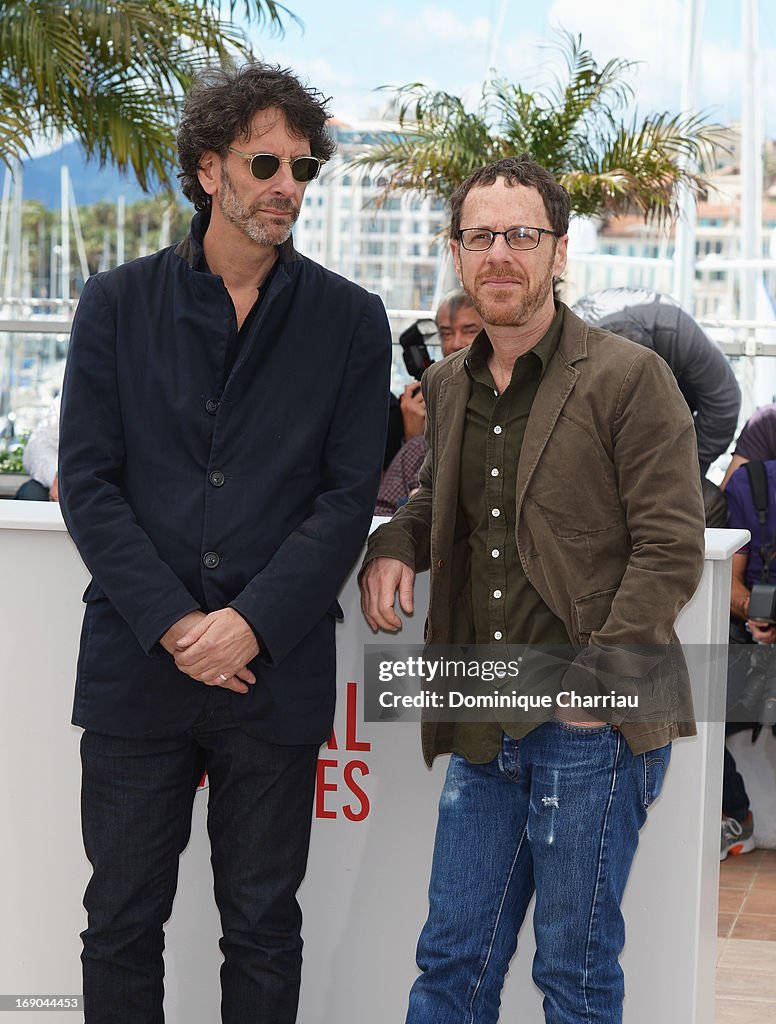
[
  {"x1": 406, "y1": 721, "x2": 671, "y2": 1024},
  {"x1": 79, "y1": 699, "x2": 319, "y2": 1024}
]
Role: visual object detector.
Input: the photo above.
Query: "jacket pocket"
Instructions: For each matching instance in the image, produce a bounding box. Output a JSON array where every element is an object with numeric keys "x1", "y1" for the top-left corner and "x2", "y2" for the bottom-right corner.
[
  {"x1": 573, "y1": 587, "x2": 618, "y2": 640},
  {"x1": 642, "y1": 743, "x2": 672, "y2": 808}
]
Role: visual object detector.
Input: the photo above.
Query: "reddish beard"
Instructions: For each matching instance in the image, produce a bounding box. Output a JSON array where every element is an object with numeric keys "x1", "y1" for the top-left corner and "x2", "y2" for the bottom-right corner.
[{"x1": 464, "y1": 262, "x2": 554, "y2": 328}]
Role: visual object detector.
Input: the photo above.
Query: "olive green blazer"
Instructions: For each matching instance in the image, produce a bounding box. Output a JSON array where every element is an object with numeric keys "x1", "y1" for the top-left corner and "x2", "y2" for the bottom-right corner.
[{"x1": 364, "y1": 304, "x2": 706, "y2": 762}]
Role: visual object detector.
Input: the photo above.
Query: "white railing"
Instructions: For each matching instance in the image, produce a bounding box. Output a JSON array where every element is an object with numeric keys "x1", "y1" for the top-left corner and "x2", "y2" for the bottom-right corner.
[{"x1": 3, "y1": 250, "x2": 776, "y2": 435}]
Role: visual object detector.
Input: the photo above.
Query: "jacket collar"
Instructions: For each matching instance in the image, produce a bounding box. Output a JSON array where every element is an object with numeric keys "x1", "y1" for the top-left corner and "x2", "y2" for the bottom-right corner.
[
  {"x1": 173, "y1": 206, "x2": 303, "y2": 269},
  {"x1": 554, "y1": 304, "x2": 590, "y2": 366},
  {"x1": 451, "y1": 302, "x2": 590, "y2": 385},
  {"x1": 516, "y1": 303, "x2": 589, "y2": 508}
]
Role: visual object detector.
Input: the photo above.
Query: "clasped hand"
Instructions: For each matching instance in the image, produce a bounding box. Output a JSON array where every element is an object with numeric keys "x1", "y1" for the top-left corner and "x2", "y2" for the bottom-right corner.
[{"x1": 160, "y1": 608, "x2": 260, "y2": 694}]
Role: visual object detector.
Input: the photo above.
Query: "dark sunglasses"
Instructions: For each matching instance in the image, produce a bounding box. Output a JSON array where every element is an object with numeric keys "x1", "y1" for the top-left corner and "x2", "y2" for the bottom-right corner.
[{"x1": 227, "y1": 148, "x2": 324, "y2": 183}]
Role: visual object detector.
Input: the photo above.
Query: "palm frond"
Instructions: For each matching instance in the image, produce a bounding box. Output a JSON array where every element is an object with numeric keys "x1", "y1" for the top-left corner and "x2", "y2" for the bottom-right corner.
[
  {"x1": 224, "y1": 0, "x2": 301, "y2": 35},
  {"x1": 0, "y1": 0, "x2": 294, "y2": 191},
  {"x1": 0, "y1": 84, "x2": 34, "y2": 170},
  {"x1": 351, "y1": 28, "x2": 729, "y2": 227}
]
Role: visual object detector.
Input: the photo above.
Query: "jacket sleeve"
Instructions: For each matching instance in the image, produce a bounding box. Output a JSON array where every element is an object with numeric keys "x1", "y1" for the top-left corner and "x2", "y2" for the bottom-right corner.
[
  {"x1": 229, "y1": 293, "x2": 392, "y2": 665},
  {"x1": 361, "y1": 370, "x2": 437, "y2": 574},
  {"x1": 667, "y1": 310, "x2": 741, "y2": 470},
  {"x1": 561, "y1": 350, "x2": 707, "y2": 718},
  {"x1": 58, "y1": 276, "x2": 202, "y2": 653}
]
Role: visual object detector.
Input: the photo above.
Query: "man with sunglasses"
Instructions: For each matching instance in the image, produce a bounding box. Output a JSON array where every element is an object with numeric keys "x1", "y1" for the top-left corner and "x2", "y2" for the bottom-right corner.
[
  {"x1": 360, "y1": 157, "x2": 705, "y2": 1023},
  {"x1": 58, "y1": 63, "x2": 390, "y2": 1024}
]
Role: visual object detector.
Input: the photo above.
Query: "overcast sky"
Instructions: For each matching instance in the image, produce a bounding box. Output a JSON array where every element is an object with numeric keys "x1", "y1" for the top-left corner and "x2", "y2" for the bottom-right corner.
[{"x1": 246, "y1": 0, "x2": 776, "y2": 134}]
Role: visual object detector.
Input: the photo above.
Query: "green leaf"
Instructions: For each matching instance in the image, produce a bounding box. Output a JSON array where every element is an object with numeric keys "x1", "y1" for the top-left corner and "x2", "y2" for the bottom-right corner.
[
  {"x1": 0, "y1": 0, "x2": 297, "y2": 192},
  {"x1": 352, "y1": 27, "x2": 729, "y2": 228}
]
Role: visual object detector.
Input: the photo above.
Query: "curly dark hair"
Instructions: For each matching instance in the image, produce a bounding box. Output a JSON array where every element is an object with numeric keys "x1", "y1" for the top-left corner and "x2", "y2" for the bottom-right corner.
[
  {"x1": 449, "y1": 156, "x2": 570, "y2": 239},
  {"x1": 177, "y1": 63, "x2": 336, "y2": 211}
]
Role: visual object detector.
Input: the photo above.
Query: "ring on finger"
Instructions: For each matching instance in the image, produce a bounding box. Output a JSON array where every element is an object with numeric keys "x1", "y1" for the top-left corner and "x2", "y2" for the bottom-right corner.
[{"x1": 219, "y1": 673, "x2": 228, "y2": 682}]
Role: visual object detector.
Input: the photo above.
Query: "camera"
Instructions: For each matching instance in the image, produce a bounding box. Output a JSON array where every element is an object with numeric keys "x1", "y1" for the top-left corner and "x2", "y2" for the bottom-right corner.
[
  {"x1": 399, "y1": 319, "x2": 437, "y2": 382},
  {"x1": 748, "y1": 582, "x2": 776, "y2": 623}
]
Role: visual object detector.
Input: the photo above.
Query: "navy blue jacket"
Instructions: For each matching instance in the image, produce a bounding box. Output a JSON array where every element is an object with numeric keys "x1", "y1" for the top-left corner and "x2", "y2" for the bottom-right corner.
[{"x1": 59, "y1": 212, "x2": 391, "y2": 742}]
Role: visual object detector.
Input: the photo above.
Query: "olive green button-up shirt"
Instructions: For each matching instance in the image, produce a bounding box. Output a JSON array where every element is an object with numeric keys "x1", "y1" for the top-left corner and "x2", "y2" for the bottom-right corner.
[{"x1": 452, "y1": 304, "x2": 569, "y2": 763}]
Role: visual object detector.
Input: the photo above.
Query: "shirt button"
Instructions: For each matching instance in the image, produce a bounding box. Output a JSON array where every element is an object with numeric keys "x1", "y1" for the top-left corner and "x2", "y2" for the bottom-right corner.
[
  {"x1": 491, "y1": 468, "x2": 499, "y2": 477},
  {"x1": 493, "y1": 590, "x2": 502, "y2": 599},
  {"x1": 491, "y1": 548, "x2": 500, "y2": 558},
  {"x1": 491, "y1": 508, "x2": 500, "y2": 517},
  {"x1": 493, "y1": 425, "x2": 503, "y2": 435},
  {"x1": 209, "y1": 470, "x2": 225, "y2": 487},
  {"x1": 494, "y1": 631, "x2": 503, "y2": 640},
  {"x1": 205, "y1": 399, "x2": 219, "y2": 415},
  {"x1": 203, "y1": 551, "x2": 220, "y2": 569}
]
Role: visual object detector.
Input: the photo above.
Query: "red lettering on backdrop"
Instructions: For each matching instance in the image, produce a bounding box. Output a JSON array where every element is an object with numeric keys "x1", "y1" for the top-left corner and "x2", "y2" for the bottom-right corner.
[
  {"x1": 327, "y1": 682, "x2": 371, "y2": 752},
  {"x1": 342, "y1": 761, "x2": 370, "y2": 821},
  {"x1": 315, "y1": 681, "x2": 372, "y2": 820},
  {"x1": 315, "y1": 759, "x2": 338, "y2": 819},
  {"x1": 345, "y1": 681, "x2": 371, "y2": 751}
]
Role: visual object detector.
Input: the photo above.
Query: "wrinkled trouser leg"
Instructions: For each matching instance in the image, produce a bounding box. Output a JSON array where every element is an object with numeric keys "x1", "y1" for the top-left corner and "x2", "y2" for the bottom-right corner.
[
  {"x1": 80, "y1": 730, "x2": 204, "y2": 1024},
  {"x1": 80, "y1": 725, "x2": 318, "y2": 1024}
]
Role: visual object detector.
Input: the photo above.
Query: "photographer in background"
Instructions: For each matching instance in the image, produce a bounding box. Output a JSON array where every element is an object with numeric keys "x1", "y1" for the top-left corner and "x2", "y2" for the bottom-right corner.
[
  {"x1": 377, "y1": 291, "x2": 482, "y2": 515},
  {"x1": 573, "y1": 288, "x2": 740, "y2": 527},
  {"x1": 573, "y1": 287, "x2": 741, "y2": 479},
  {"x1": 722, "y1": 459, "x2": 776, "y2": 858},
  {"x1": 15, "y1": 395, "x2": 60, "y2": 502},
  {"x1": 721, "y1": 402, "x2": 776, "y2": 489}
]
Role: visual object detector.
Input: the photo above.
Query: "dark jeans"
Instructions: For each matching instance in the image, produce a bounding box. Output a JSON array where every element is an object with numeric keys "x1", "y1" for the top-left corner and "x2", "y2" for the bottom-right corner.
[
  {"x1": 725, "y1": 629, "x2": 754, "y2": 823},
  {"x1": 15, "y1": 478, "x2": 48, "y2": 500},
  {"x1": 723, "y1": 722, "x2": 751, "y2": 822},
  {"x1": 80, "y1": 701, "x2": 319, "y2": 1024}
]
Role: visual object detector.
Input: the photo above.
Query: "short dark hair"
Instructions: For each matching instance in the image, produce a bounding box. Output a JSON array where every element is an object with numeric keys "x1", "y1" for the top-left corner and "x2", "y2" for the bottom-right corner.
[
  {"x1": 449, "y1": 156, "x2": 570, "y2": 239},
  {"x1": 435, "y1": 289, "x2": 476, "y2": 322},
  {"x1": 177, "y1": 63, "x2": 336, "y2": 211}
]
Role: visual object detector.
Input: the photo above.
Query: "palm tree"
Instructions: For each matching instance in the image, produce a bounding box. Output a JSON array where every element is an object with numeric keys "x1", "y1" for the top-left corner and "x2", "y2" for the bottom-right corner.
[
  {"x1": 0, "y1": 0, "x2": 297, "y2": 191},
  {"x1": 354, "y1": 31, "x2": 727, "y2": 227}
]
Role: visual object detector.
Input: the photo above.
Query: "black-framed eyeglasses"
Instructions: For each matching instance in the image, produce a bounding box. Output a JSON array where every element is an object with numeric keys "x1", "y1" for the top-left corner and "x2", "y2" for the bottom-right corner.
[
  {"x1": 227, "y1": 148, "x2": 324, "y2": 183},
  {"x1": 457, "y1": 226, "x2": 562, "y2": 252}
]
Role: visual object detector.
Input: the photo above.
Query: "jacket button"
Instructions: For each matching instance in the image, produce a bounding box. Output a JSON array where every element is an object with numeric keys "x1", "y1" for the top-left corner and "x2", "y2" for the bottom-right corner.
[
  {"x1": 205, "y1": 399, "x2": 219, "y2": 414},
  {"x1": 203, "y1": 551, "x2": 220, "y2": 569},
  {"x1": 209, "y1": 470, "x2": 225, "y2": 487},
  {"x1": 437, "y1": 559, "x2": 444, "y2": 569}
]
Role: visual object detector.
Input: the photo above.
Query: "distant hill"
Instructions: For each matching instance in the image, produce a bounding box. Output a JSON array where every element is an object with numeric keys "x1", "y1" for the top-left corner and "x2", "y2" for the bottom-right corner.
[{"x1": 20, "y1": 141, "x2": 169, "y2": 208}]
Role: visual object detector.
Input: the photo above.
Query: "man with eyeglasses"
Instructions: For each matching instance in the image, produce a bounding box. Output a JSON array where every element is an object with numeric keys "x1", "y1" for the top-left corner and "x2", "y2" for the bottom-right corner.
[
  {"x1": 376, "y1": 289, "x2": 483, "y2": 515},
  {"x1": 360, "y1": 157, "x2": 705, "y2": 1023},
  {"x1": 58, "y1": 63, "x2": 390, "y2": 1024}
]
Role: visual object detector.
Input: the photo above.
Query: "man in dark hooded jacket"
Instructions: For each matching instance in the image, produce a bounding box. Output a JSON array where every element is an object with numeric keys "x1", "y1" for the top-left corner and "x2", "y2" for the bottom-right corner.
[{"x1": 573, "y1": 287, "x2": 740, "y2": 478}]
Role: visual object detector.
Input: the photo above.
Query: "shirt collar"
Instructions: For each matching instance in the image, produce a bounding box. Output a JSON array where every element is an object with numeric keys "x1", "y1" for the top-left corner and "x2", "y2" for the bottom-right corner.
[
  {"x1": 174, "y1": 207, "x2": 302, "y2": 270},
  {"x1": 465, "y1": 303, "x2": 565, "y2": 385}
]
